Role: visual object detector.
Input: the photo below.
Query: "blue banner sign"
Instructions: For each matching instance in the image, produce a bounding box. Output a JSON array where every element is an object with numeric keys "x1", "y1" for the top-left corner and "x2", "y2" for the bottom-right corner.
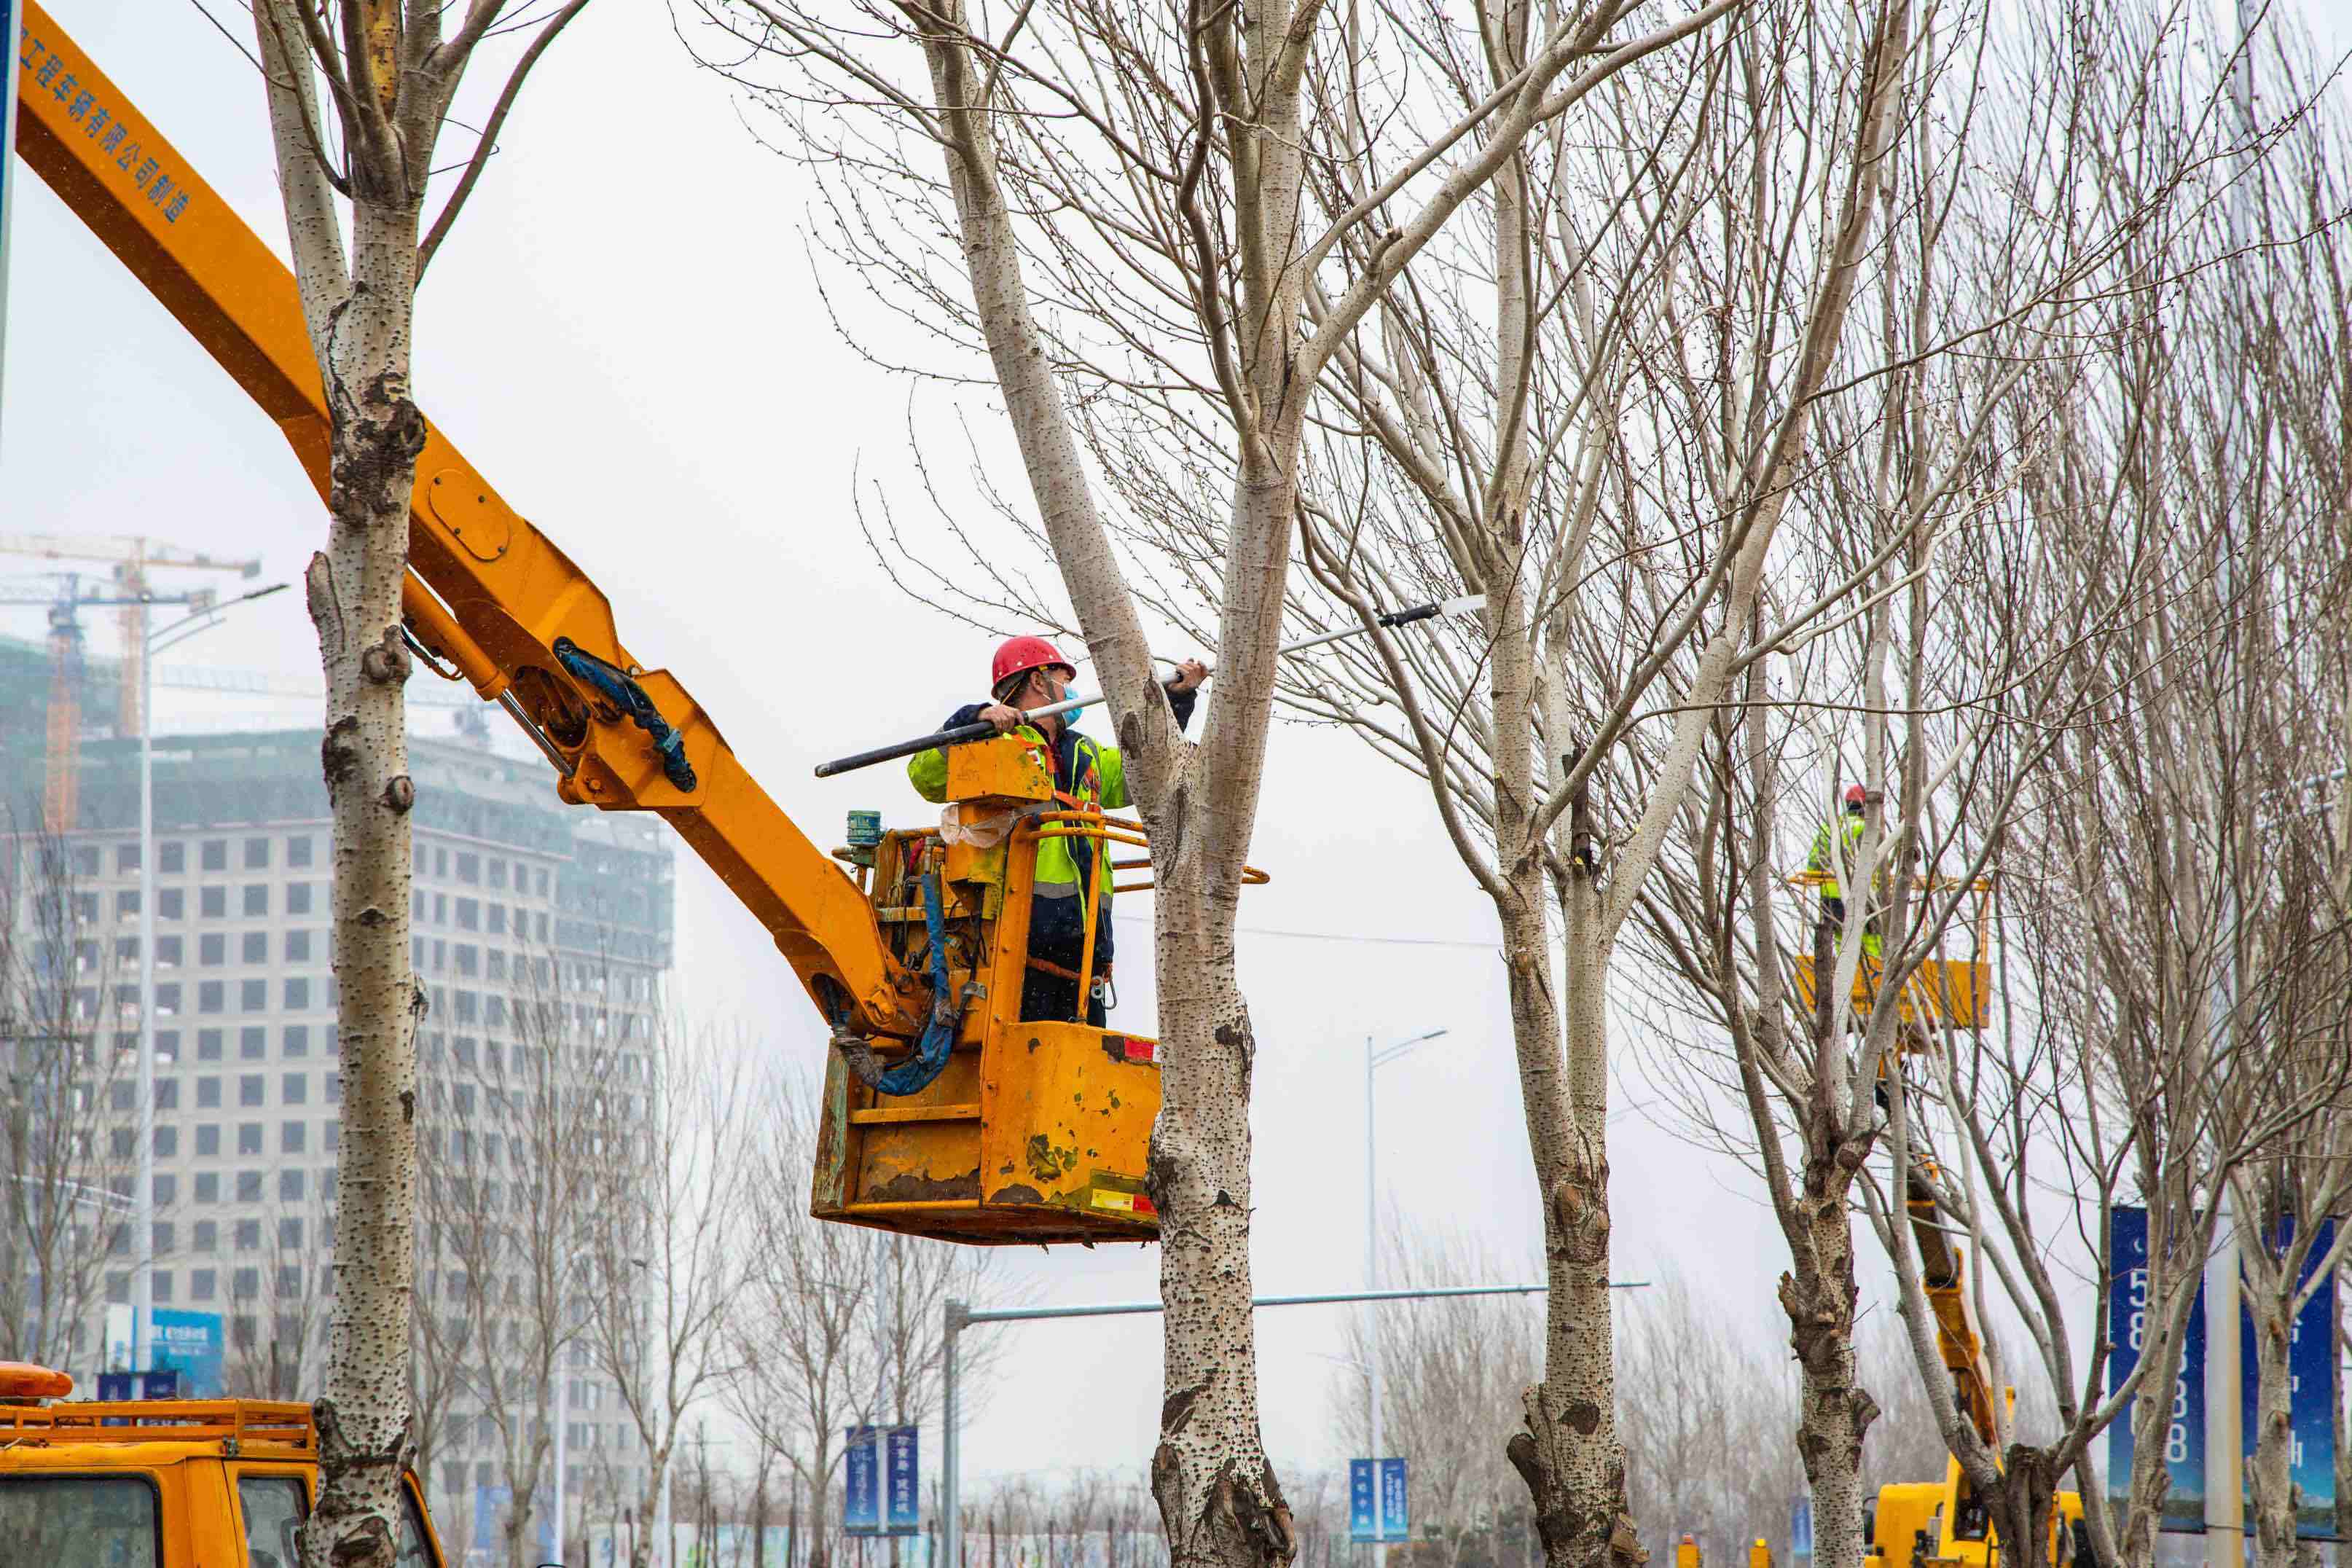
[
  {"x1": 1380, "y1": 1459, "x2": 1408, "y2": 1541},
  {"x1": 2108, "y1": 1205, "x2": 2341, "y2": 1537},
  {"x1": 844, "y1": 1426, "x2": 881, "y2": 1535},
  {"x1": 1349, "y1": 1459, "x2": 1409, "y2": 1542},
  {"x1": 2238, "y1": 1216, "x2": 2337, "y2": 1539},
  {"x1": 2108, "y1": 1205, "x2": 2207, "y2": 1532},
  {"x1": 1791, "y1": 1496, "x2": 1814, "y2": 1560},
  {"x1": 149, "y1": 1309, "x2": 225, "y2": 1398},
  {"x1": 885, "y1": 1424, "x2": 920, "y2": 1534}
]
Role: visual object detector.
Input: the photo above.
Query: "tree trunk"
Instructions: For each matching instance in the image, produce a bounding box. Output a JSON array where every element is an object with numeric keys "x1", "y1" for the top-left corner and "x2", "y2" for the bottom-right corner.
[
  {"x1": 2249, "y1": 1298, "x2": 2297, "y2": 1568},
  {"x1": 635, "y1": 1462, "x2": 665, "y2": 1568},
  {"x1": 507, "y1": 1433, "x2": 548, "y2": 1568},
  {"x1": 301, "y1": 189, "x2": 426, "y2": 1568},
  {"x1": 807, "y1": 1452, "x2": 835, "y2": 1568},
  {"x1": 1783, "y1": 1198, "x2": 1874, "y2": 1568},
  {"x1": 2116, "y1": 1309, "x2": 2187, "y2": 1568},
  {"x1": 1990, "y1": 1449, "x2": 2061, "y2": 1568},
  {"x1": 1502, "y1": 871, "x2": 1631, "y2": 1568},
  {"x1": 1146, "y1": 893, "x2": 1293, "y2": 1568}
]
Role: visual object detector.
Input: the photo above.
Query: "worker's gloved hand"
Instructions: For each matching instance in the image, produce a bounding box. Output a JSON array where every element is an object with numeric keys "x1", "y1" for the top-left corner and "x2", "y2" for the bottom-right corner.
[
  {"x1": 979, "y1": 703, "x2": 1024, "y2": 732},
  {"x1": 1167, "y1": 659, "x2": 1210, "y2": 693}
]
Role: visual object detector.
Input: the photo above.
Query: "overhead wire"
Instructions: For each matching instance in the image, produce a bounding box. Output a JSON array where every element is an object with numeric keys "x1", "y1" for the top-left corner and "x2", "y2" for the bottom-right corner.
[{"x1": 1110, "y1": 914, "x2": 1495, "y2": 950}]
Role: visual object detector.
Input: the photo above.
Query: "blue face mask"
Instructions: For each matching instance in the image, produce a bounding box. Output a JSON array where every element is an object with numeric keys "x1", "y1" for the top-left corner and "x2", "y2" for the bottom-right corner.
[{"x1": 1051, "y1": 683, "x2": 1083, "y2": 728}]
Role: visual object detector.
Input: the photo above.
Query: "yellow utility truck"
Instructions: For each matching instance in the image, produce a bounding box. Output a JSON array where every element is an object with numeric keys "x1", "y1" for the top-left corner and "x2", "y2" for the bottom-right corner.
[{"x1": 0, "y1": 1361, "x2": 451, "y2": 1568}]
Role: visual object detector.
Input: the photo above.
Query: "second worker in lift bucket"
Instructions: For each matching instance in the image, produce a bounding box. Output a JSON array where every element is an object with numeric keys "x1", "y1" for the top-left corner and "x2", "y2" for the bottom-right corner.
[{"x1": 908, "y1": 636, "x2": 1207, "y2": 1026}]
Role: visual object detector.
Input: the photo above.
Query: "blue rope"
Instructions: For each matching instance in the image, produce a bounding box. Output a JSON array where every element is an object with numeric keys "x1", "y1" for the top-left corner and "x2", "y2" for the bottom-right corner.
[
  {"x1": 829, "y1": 866, "x2": 960, "y2": 1097},
  {"x1": 550, "y1": 637, "x2": 698, "y2": 792}
]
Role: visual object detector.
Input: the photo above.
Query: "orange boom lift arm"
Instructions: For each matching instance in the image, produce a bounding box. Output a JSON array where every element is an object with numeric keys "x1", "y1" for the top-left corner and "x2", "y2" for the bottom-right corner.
[
  {"x1": 12, "y1": 1, "x2": 919, "y2": 1043},
  {"x1": 14, "y1": 2, "x2": 1263, "y2": 1246}
]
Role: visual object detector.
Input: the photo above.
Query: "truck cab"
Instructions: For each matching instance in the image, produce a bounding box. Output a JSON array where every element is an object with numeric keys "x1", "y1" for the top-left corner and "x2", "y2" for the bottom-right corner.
[{"x1": 0, "y1": 1362, "x2": 450, "y2": 1568}]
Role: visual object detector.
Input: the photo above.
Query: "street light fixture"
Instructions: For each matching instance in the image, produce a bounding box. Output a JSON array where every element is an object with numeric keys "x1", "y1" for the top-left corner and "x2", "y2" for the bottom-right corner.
[
  {"x1": 1365, "y1": 1025, "x2": 1446, "y2": 1568},
  {"x1": 132, "y1": 581, "x2": 289, "y2": 1377}
]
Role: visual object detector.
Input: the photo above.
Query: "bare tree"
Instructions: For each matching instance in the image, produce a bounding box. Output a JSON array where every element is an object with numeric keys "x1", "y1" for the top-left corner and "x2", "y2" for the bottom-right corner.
[
  {"x1": 2216, "y1": 40, "x2": 2352, "y2": 1568},
  {"x1": 237, "y1": 5, "x2": 590, "y2": 1560},
  {"x1": 726, "y1": 1065, "x2": 884, "y2": 1568},
  {"x1": 693, "y1": 0, "x2": 1747, "y2": 1557},
  {"x1": 0, "y1": 823, "x2": 130, "y2": 1372},
  {"x1": 1330, "y1": 1222, "x2": 1542, "y2": 1568},
  {"x1": 579, "y1": 1013, "x2": 756, "y2": 1568},
  {"x1": 1572, "y1": 9, "x2": 2352, "y2": 1567},
  {"x1": 1612, "y1": 1270, "x2": 1803, "y2": 1561},
  {"x1": 861, "y1": 1226, "x2": 1011, "y2": 1433},
  {"x1": 415, "y1": 989, "x2": 614, "y2": 1568}
]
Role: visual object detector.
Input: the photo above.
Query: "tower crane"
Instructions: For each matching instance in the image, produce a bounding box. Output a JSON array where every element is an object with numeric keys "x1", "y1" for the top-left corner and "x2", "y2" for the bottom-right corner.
[
  {"x1": 0, "y1": 533, "x2": 262, "y2": 738},
  {"x1": 0, "y1": 572, "x2": 225, "y2": 831}
]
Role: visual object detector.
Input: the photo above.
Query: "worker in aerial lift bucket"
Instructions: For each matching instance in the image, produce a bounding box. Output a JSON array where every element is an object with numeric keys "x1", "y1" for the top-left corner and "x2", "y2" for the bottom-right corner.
[
  {"x1": 1809, "y1": 783, "x2": 1882, "y2": 957},
  {"x1": 909, "y1": 635, "x2": 1208, "y2": 1025}
]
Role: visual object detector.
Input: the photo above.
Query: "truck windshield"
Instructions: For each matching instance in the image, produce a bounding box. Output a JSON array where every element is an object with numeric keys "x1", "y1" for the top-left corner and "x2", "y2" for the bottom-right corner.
[{"x1": 0, "y1": 1474, "x2": 160, "y2": 1568}]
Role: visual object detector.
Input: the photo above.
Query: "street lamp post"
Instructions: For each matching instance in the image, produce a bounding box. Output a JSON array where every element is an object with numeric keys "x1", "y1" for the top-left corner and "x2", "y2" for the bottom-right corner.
[
  {"x1": 130, "y1": 583, "x2": 286, "y2": 1379},
  {"x1": 1365, "y1": 1026, "x2": 1446, "y2": 1568}
]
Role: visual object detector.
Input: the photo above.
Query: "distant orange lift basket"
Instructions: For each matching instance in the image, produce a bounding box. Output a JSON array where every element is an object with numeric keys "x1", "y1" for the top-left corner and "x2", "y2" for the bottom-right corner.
[{"x1": 1786, "y1": 871, "x2": 1997, "y2": 1032}]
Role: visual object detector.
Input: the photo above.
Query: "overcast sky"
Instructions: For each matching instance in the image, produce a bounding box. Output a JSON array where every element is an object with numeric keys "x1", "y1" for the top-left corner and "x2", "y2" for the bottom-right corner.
[{"x1": 6, "y1": 0, "x2": 2345, "y2": 1504}]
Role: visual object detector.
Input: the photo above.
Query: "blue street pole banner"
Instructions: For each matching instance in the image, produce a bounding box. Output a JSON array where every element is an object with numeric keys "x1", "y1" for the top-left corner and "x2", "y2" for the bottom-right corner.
[
  {"x1": 1791, "y1": 1497, "x2": 1814, "y2": 1560},
  {"x1": 2238, "y1": 1216, "x2": 2337, "y2": 1539},
  {"x1": 1349, "y1": 1459, "x2": 1409, "y2": 1542},
  {"x1": 1379, "y1": 1459, "x2": 1408, "y2": 1542},
  {"x1": 149, "y1": 1309, "x2": 225, "y2": 1398},
  {"x1": 1349, "y1": 1459, "x2": 1376, "y2": 1541},
  {"x1": 844, "y1": 1426, "x2": 881, "y2": 1535},
  {"x1": 2106, "y1": 1204, "x2": 2207, "y2": 1532},
  {"x1": 885, "y1": 1424, "x2": 920, "y2": 1534}
]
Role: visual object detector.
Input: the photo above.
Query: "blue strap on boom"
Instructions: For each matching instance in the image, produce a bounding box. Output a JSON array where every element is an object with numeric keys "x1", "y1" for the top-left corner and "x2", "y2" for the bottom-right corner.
[
  {"x1": 550, "y1": 636, "x2": 698, "y2": 792},
  {"x1": 828, "y1": 867, "x2": 960, "y2": 1097}
]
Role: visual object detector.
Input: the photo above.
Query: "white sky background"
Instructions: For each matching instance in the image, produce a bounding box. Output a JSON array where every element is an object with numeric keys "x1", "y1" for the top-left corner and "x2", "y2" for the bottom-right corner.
[{"x1": 4, "y1": 0, "x2": 2345, "y2": 1503}]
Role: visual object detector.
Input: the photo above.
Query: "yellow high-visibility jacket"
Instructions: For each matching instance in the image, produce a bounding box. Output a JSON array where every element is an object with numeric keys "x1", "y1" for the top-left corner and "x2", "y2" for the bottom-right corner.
[
  {"x1": 1808, "y1": 811, "x2": 1866, "y2": 901},
  {"x1": 909, "y1": 711, "x2": 1128, "y2": 898}
]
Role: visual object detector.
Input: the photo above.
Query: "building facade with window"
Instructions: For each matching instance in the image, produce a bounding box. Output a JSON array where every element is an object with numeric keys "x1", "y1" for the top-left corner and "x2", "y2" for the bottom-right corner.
[{"x1": 17, "y1": 726, "x2": 672, "y2": 1559}]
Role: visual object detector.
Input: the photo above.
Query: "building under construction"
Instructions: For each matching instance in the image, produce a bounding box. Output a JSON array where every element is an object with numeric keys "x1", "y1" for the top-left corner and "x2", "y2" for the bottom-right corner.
[{"x1": 0, "y1": 670, "x2": 675, "y2": 1559}]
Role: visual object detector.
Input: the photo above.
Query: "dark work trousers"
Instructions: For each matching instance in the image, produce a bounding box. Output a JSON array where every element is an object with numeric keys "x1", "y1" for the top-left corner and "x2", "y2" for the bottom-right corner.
[{"x1": 1022, "y1": 891, "x2": 1113, "y2": 1027}]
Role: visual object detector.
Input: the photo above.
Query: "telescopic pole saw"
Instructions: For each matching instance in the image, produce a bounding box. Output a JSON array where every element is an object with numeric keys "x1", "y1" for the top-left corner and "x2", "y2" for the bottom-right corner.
[{"x1": 812, "y1": 594, "x2": 1483, "y2": 778}]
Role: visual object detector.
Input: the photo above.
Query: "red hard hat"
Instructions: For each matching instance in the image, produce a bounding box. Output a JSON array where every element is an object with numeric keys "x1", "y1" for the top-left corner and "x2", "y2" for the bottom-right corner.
[
  {"x1": 1844, "y1": 784, "x2": 1867, "y2": 806},
  {"x1": 992, "y1": 635, "x2": 1076, "y2": 690}
]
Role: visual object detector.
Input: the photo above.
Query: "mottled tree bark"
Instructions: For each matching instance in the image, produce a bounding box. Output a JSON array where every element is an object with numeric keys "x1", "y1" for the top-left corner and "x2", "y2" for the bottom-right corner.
[{"x1": 248, "y1": 4, "x2": 587, "y2": 1564}]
